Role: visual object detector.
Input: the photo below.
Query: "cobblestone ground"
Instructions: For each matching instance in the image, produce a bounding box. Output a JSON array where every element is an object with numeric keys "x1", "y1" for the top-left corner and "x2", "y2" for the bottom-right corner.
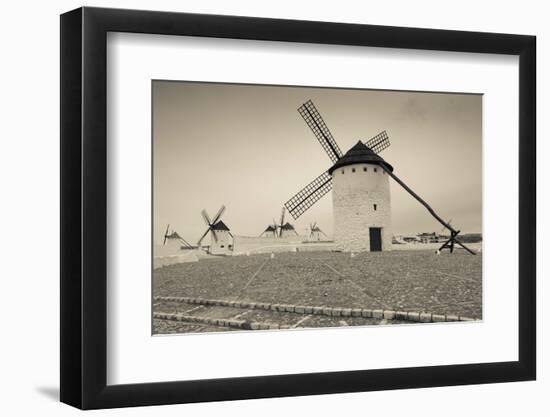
[{"x1": 153, "y1": 250, "x2": 482, "y2": 334}]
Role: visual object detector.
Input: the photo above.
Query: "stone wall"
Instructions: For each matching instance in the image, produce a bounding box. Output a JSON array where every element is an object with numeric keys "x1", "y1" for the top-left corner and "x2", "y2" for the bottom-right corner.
[{"x1": 332, "y1": 162, "x2": 392, "y2": 252}]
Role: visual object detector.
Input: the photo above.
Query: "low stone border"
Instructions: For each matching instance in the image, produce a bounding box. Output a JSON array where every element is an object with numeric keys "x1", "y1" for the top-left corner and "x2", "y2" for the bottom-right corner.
[
  {"x1": 153, "y1": 312, "x2": 291, "y2": 330},
  {"x1": 154, "y1": 296, "x2": 477, "y2": 323}
]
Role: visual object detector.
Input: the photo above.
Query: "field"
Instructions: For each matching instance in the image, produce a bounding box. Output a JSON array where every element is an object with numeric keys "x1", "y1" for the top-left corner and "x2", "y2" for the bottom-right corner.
[{"x1": 153, "y1": 249, "x2": 482, "y2": 334}]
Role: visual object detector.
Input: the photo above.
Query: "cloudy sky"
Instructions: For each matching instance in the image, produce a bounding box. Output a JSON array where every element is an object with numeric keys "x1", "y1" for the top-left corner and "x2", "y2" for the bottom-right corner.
[{"x1": 153, "y1": 80, "x2": 481, "y2": 244}]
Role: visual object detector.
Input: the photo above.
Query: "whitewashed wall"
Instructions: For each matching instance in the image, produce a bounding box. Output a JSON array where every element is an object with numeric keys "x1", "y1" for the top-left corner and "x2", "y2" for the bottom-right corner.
[
  {"x1": 210, "y1": 230, "x2": 231, "y2": 255},
  {"x1": 332, "y1": 162, "x2": 392, "y2": 251}
]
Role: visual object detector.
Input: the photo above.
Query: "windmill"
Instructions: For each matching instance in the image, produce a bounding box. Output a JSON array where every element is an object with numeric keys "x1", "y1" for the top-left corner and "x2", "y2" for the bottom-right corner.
[
  {"x1": 260, "y1": 219, "x2": 278, "y2": 238},
  {"x1": 308, "y1": 222, "x2": 328, "y2": 241},
  {"x1": 276, "y1": 207, "x2": 298, "y2": 238},
  {"x1": 197, "y1": 205, "x2": 234, "y2": 255},
  {"x1": 163, "y1": 224, "x2": 193, "y2": 250},
  {"x1": 284, "y1": 99, "x2": 475, "y2": 254}
]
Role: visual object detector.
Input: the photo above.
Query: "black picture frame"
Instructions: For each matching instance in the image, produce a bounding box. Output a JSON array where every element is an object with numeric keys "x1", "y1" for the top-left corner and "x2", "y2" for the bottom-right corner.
[{"x1": 60, "y1": 6, "x2": 536, "y2": 410}]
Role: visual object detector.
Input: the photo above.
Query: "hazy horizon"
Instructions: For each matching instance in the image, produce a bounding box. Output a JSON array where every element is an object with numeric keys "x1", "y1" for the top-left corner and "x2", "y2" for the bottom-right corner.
[{"x1": 153, "y1": 81, "x2": 482, "y2": 245}]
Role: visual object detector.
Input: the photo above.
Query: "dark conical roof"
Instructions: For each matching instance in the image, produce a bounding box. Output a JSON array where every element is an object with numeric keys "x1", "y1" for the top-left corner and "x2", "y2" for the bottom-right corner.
[
  {"x1": 281, "y1": 222, "x2": 295, "y2": 230},
  {"x1": 211, "y1": 220, "x2": 230, "y2": 231},
  {"x1": 327, "y1": 141, "x2": 393, "y2": 174},
  {"x1": 264, "y1": 225, "x2": 276, "y2": 232}
]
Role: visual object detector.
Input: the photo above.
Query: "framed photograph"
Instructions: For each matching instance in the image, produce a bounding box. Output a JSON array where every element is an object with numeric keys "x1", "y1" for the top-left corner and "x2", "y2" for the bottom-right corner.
[{"x1": 60, "y1": 7, "x2": 536, "y2": 409}]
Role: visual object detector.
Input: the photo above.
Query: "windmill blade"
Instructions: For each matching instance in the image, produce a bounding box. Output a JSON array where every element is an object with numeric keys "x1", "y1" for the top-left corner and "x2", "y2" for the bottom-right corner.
[
  {"x1": 163, "y1": 224, "x2": 170, "y2": 245},
  {"x1": 211, "y1": 228, "x2": 218, "y2": 242},
  {"x1": 197, "y1": 227, "x2": 211, "y2": 246},
  {"x1": 272, "y1": 219, "x2": 279, "y2": 237},
  {"x1": 201, "y1": 209, "x2": 211, "y2": 226},
  {"x1": 212, "y1": 205, "x2": 226, "y2": 224},
  {"x1": 298, "y1": 100, "x2": 343, "y2": 163},
  {"x1": 284, "y1": 171, "x2": 332, "y2": 220},
  {"x1": 278, "y1": 207, "x2": 285, "y2": 237},
  {"x1": 364, "y1": 131, "x2": 390, "y2": 154}
]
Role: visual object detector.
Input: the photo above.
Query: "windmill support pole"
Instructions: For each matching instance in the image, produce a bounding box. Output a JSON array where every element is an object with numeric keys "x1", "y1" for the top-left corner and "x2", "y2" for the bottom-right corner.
[
  {"x1": 178, "y1": 236, "x2": 193, "y2": 247},
  {"x1": 178, "y1": 238, "x2": 191, "y2": 249},
  {"x1": 380, "y1": 163, "x2": 476, "y2": 255},
  {"x1": 452, "y1": 237, "x2": 476, "y2": 254},
  {"x1": 438, "y1": 234, "x2": 454, "y2": 251},
  {"x1": 381, "y1": 164, "x2": 456, "y2": 233},
  {"x1": 438, "y1": 231, "x2": 458, "y2": 253}
]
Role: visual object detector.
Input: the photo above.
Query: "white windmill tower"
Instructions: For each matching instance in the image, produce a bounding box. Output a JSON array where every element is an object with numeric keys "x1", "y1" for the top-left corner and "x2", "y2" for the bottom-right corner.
[
  {"x1": 197, "y1": 205, "x2": 234, "y2": 256},
  {"x1": 284, "y1": 100, "x2": 476, "y2": 254},
  {"x1": 327, "y1": 140, "x2": 393, "y2": 251}
]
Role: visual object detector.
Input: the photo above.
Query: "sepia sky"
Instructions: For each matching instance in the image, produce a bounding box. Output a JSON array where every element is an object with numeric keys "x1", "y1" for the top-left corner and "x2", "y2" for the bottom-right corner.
[{"x1": 153, "y1": 81, "x2": 482, "y2": 244}]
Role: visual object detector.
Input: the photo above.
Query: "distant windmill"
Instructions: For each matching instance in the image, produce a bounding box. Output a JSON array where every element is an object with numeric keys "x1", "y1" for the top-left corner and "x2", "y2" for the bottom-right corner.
[
  {"x1": 197, "y1": 205, "x2": 234, "y2": 255},
  {"x1": 284, "y1": 99, "x2": 475, "y2": 254},
  {"x1": 163, "y1": 224, "x2": 193, "y2": 249},
  {"x1": 276, "y1": 207, "x2": 298, "y2": 238},
  {"x1": 260, "y1": 219, "x2": 278, "y2": 238},
  {"x1": 308, "y1": 222, "x2": 328, "y2": 241}
]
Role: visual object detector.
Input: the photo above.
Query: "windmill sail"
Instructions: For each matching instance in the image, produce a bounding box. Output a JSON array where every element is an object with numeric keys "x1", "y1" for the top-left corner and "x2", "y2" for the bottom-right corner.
[
  {"x1": 298, "y1": 100, "x2": 343, "y2": 163},
  {"x1": 289, "y1": 100, "x2": 392, "y2": 236},
  {"x1": 285, "y1": 171, "x2": 332, "y2": 220},
  {"x1": 163, "y1": 224, "x2": 171, "y2": 245},
  {"x1": 278, "y1": 207, "x2": 286, "y2": 237},
  {"x1": 364, "y1": 130, "x2": 390, "y2": 154},
  {"x1": 201, "y1": 209, "x2": 211, "y2": 225},
  {"x1": 197, "y1": 205, "x2": 227, "y2": 246},
  {"x1": 212, "y1": 205, "x2": 226, "y2": 224},
  {"x1": 197, "y1": 228, "x2": 211, "y2": 246}
]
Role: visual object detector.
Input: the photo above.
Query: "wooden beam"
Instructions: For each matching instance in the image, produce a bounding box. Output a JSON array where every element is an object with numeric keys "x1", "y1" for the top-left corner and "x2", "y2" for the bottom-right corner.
[{"x1": 380, "y1": 163, "x2": 476, "y2": 255}]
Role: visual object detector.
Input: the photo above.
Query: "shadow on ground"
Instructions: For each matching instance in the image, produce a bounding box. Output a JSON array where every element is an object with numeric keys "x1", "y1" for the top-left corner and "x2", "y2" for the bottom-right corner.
[{"x1": 35, "y1": 386, "x2": 59, "y2": 401}]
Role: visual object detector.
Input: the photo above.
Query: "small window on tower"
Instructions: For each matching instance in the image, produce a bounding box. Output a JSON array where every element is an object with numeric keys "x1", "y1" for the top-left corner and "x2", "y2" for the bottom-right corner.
[
  {"x1": 342, "y1": 169, "x2": 345, "y2": 174},
  {"x1": 363, "y1": 167, "x2": 367, "y2": 172},
  {"x1": 374, "y1": 168, "x2": 378, "y2": 173},
  {"x1": 221, "y1": 245, "x2": 225, "y2": 248},
  {"x1": 373, "y1": 204, "x2": 377, "y2": 211},
  {"x1": 352, "y1": 168, "x2": 356, "y2": 173}
]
